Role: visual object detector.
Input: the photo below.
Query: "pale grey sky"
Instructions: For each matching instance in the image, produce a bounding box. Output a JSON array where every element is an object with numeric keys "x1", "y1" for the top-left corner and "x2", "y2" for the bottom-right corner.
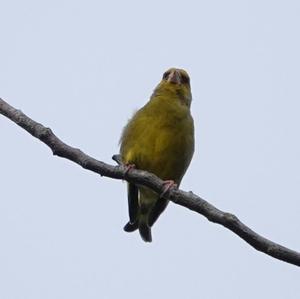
[{"x1": 1, "y1": 0, "x2": 300, "y2": 298}]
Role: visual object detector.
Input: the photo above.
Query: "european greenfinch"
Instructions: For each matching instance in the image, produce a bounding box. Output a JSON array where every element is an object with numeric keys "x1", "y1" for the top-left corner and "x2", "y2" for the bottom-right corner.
[{"x1": 120, "y1": 68, "x2": 194, "y2": 242}]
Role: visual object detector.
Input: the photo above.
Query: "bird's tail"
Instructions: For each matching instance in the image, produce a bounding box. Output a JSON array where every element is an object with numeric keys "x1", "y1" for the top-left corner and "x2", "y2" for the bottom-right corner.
[
  {"x1": 138, "y1": 213, "x2": 152, "y2": 242},
  {"x1": 123, "y1": 215, "x2": 152, "y2": 242},
  {"x1": 123, "y1": 221, "x2": 138, "y2": 232},
  {"x1": 123, "y1": 187, "x2": 154, "y2": 242}
]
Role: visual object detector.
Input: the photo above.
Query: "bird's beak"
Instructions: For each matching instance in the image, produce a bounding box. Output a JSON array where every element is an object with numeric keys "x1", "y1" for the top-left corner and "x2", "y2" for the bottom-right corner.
[{"x1": 167, "y1": 70, "x2": 181, "y2": 84}]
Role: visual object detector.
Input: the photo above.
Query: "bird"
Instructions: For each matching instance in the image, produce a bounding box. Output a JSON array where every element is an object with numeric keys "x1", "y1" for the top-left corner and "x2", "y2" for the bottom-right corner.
[{"x1": 119, "y1": 68, "x2": 194, "y2": 242}]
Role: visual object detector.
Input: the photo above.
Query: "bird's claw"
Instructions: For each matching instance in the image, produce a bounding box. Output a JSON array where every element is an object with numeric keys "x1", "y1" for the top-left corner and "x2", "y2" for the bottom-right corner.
[
  {"x1": 160, "y1": 180, "x2": 177, "y2": 198},
  {"x1": 124, "y1": 163, "x2": 136, "y2": 177}
]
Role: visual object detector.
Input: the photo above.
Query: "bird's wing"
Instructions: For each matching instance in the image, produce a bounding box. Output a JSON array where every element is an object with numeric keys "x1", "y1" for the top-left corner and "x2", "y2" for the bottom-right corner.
[{"x1": 148, "y1": 198, "x2": 169, "y2": 227}]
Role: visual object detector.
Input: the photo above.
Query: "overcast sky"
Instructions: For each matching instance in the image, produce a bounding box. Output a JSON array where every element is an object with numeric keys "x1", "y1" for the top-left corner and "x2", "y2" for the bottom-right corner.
[{"x1": 1, "y1": 0, "x2": 300, "y2": 298}]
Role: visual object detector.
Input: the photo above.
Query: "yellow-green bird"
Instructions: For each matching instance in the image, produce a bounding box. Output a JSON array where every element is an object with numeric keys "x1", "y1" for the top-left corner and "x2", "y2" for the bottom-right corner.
[{"x1": 120, "y1": 68, "x2": 194, "y2": 242}]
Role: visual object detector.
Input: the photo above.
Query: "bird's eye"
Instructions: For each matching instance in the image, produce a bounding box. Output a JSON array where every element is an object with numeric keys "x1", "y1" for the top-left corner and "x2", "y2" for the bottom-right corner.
[
  {"x1": 181, "y1": 74, "x2": 190, "y2": 85},
  {"x1": 163, "y1": 71, "x2": 170, "y2": 80}
]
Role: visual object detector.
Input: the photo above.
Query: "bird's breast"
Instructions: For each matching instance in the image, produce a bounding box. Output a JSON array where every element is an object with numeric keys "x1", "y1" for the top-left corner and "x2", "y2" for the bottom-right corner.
[{"x1": 121, "y1": 96, "x2": 194, "y2": 183}]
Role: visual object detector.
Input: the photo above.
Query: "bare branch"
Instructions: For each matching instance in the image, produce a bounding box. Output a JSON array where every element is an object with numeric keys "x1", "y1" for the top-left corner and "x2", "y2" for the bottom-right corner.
[{"x1": 1, "y1": 97, "x2": 299, "y2": 267}]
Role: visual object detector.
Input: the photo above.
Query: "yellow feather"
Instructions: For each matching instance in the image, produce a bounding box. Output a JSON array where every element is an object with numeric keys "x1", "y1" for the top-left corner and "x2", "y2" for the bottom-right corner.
[{"x1": 120, "y1": 68, "x2": 194, "y2": 242}]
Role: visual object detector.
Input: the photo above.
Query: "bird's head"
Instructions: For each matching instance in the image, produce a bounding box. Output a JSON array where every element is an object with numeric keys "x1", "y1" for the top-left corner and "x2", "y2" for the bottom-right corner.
[{"x1": 152, "y1": 68, "x2": 192, "y2": 107}]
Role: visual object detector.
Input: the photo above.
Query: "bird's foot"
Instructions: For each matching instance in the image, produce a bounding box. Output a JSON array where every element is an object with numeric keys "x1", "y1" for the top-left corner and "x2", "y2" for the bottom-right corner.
[
  {"x1": 112, "y1": 155, "x2": 135, "y2": 178},
  {"x1": 124, "y1": 163, "x2": 136, "y2": 177},
  {"x1": 160, "y1": 180, "x2": 177, "y2": 198}
]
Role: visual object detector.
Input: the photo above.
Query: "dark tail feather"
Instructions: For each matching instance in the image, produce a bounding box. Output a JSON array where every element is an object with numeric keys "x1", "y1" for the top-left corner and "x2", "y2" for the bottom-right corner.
[
  {"x1": 148, "y1": 198, "x2": 169, "y2": 227},
  {"x1": 139, "y1": 221, "x2": 152, "y2": 242},
  {"x1": 128, "y1": 183, "x2": 139, "y2": 224},
  {"x1": 123, "y1": 221, "x2": 138, "y2": 232},
  {"x1": 124, "y1": 220, "x2": 152, "y2": 242}
]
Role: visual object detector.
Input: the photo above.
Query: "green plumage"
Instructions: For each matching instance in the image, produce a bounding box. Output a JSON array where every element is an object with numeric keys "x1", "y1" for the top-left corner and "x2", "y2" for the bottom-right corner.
[{"x1": 120, "y1": 68, "x2": 194, "y2": 242}]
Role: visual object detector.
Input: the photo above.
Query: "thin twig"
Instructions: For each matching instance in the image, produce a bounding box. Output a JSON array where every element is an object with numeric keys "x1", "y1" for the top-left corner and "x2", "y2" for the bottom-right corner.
[{"x1": 0, "y1": 98, "x2": 299, "y2": 267}]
